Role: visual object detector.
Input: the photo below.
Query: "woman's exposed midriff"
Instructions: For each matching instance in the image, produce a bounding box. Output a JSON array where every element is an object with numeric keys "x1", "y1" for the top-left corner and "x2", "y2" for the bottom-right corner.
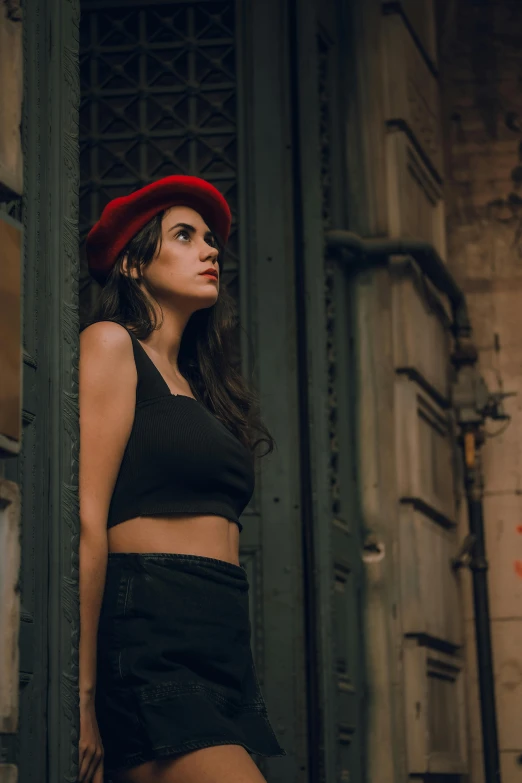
[{"x1": 107, "y1": 514, "x2": 241, "y2": 566}]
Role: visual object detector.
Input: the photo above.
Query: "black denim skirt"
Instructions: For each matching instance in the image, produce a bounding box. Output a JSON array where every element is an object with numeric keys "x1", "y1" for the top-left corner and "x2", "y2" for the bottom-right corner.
[{"x1": 95, "y1": 552, "x2": 286, "y2": 775}]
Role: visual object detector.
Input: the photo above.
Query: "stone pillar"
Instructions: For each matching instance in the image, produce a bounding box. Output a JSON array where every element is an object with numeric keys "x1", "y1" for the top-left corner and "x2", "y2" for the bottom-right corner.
[{"x1": 438, "y1": 1, "x2": 522, "y2": 781}]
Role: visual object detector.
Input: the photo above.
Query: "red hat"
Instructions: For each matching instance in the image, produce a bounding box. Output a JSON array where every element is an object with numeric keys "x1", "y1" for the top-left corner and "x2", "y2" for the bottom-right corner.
[{"x1": 86, "y1": 175, "x2": 232, "y2": 283}]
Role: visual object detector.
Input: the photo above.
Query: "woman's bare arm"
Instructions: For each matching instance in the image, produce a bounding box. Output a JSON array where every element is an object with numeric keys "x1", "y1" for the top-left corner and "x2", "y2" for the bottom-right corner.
[{"x1": 78, "y1": 321, "x2": 137, "y2": 702}]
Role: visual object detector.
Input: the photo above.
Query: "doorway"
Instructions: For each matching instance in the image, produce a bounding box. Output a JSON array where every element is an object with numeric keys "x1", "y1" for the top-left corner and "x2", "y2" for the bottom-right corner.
[{"x1": 13, "y1": 2, "x2": 365, "y2": 781}]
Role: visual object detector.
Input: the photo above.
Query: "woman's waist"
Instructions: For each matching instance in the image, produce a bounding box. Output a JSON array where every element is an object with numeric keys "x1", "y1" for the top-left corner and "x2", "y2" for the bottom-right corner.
[{"x1": 107, "y1": 513, "x2": 241, "y2": 566}]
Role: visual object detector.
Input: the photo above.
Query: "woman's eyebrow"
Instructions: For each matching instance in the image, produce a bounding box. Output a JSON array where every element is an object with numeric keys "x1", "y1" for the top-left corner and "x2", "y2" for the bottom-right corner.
[{"x1": 168, "y1": 222, "x2": 195, "y2": 234}]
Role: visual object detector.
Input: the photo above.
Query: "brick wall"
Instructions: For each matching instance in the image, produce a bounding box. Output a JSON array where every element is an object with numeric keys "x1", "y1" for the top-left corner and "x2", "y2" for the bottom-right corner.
[{"x1": 439, "y1": 1, "x2": 522, "y2": 780}]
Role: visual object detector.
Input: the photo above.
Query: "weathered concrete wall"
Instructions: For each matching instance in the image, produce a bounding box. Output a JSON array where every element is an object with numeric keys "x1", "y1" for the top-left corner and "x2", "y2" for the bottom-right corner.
[
  {"x1": 439, "y1": 1, "x2": 522, "y2": 780},
  {"x1": 0, "y1": 1, "x2": 22, "y2": 198},
  {"x1": 345, "y1": 2, "x2": 471, "y2": 780}
]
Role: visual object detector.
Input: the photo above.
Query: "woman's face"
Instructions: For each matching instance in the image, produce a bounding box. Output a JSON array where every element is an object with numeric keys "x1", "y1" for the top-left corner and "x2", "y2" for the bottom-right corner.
[{"x1": 136, "y1": 205, "x2": 220, "y2": 312}]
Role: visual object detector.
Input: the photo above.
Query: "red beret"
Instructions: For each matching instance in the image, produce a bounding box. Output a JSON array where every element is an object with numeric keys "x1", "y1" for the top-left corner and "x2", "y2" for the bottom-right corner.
[{"x1": 86, "y1": 175, "x2": 232, "y2": 283}]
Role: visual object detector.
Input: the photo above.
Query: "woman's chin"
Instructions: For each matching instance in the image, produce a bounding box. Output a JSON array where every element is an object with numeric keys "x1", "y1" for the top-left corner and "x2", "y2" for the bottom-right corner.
[{"x1": 191, "y1": 290, "x2": 220, "y2": 310}]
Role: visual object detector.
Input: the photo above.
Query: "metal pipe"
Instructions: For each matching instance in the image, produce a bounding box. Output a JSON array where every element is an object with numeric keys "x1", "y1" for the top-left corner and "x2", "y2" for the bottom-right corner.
[
  {"x1": 461, "y1": 431, "x2": 502, "y2": 783},
  {"x1": 325, "y1": 229, "x2": 471, "y2": 335}
]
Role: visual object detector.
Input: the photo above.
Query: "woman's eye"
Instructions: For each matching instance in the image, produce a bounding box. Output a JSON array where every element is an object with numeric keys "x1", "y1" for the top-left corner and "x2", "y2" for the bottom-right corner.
[{"x1": 176, "y1": 230, "x2": 190, "y2": 242}]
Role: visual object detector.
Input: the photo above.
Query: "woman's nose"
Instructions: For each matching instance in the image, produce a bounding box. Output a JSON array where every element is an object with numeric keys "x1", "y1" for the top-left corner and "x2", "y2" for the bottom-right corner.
[{"x1": 201, "y1": 243, "x2": 218, "y2": 260}]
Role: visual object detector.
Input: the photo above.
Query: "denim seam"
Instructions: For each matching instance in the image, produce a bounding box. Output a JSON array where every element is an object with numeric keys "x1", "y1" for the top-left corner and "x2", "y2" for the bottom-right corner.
[
  {"x1": 117, "y1": 651, "x2": 124, "y2": 681},
  {"x1": 136, "y1": 680, "x2": 266, "y2": 715},
  {"x1": 122, "y1": 574, "x2": 133, "y2": 616},
  {"x1": 138, "y1": 681, "x2": 239, "y2": 708},
  {"x1": 139, "y1": 553, "x2": 246, "y2": 575},
  {"x1": 117, "y1": 575, "x2": 133, "y2": 680}
]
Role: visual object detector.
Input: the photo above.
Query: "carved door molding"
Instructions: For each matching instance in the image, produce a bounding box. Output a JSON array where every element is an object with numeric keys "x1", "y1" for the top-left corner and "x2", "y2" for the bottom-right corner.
[{"x1": 14, "y1": 2, "x2": 81, "y2": 782}]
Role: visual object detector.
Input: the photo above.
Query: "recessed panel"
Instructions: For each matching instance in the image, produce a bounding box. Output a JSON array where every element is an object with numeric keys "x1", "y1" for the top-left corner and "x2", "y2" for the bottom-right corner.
[
  {"x1": 404, "y1": 640, "x2": 467, "y2": 774},
  {"x1": 391, "y1": 267, "x2": 451, "y2": 402},
  {"x1": 0, "y1": 216, "x2": 22, "y2": 452},
  {"x1": 399, "y1": 506, "x2": 461, "y2": 645},
  {"x1": 386, "y1": 130, "x2": 446, "y2": 260},
  {"x1": 395, "y1": 377, "x2": 457, "y2": 524},
  {"x1": 383, "y1": 10, "x2": 441, "y2": 174}
]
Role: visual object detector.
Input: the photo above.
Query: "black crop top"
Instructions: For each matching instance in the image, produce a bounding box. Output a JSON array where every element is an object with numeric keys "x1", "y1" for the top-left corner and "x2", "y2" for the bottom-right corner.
[{"x1": 106, "y1": 326, "x2": 255, "y2": 532}]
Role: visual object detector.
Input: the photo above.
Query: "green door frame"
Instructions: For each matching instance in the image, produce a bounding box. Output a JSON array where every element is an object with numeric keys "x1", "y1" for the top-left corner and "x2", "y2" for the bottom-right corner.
[
  {"x1": 22, "y1": 2, "x2": 81, "y2": 781},
  {"x1": 289, "y1": 0, "x2": 366, "y2": 779},
  {"x1": 46, "y1": 1, "x2": 81, "y2": 778}
]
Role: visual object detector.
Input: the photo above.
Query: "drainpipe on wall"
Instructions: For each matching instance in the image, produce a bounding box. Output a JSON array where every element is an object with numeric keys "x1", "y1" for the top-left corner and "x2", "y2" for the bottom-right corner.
[
  {"x1": 325, "y1": 230, "x2": 510, "y2": 783},
  {"x1": 451, "y1": 333, "x2": 513, "y2": 783}
]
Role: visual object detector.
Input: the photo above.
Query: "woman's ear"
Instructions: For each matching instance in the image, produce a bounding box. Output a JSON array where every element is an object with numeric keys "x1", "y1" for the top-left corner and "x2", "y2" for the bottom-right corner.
[{"x1": 121, "y1": 255, "x2": 139, "y2": 280}]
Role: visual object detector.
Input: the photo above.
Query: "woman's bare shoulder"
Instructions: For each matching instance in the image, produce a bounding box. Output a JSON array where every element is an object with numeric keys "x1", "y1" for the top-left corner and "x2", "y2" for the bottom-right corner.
[
  {"x1": 80, "y1": 320, "x2": 131, "y2": 350},
  {"x1": 79, "y1": 322, "x2": 137, "y2": 528},
  {"x1": 80, "y1": 321, "x2": 135, "y2": 381}
]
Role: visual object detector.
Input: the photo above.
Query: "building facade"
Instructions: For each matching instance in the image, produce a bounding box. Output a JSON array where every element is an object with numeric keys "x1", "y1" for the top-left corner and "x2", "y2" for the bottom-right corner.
[
  {"x1": 439, "y1": 1, "x2": 522, "y2": 780},
  {"x1": 0, "y1": 1, "x2": 519, "y2": 782}
]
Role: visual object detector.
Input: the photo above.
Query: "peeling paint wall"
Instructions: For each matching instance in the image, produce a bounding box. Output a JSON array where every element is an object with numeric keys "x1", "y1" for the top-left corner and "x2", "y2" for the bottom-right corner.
[{"x1": 439, "y1": 1, "x2": 522, "y2": 780}]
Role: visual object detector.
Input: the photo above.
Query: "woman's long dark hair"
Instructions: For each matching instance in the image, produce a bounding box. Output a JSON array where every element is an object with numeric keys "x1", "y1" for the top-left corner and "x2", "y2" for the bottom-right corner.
[{"x1": 83, "y1": 211, "x2": 274, "y2": 457}]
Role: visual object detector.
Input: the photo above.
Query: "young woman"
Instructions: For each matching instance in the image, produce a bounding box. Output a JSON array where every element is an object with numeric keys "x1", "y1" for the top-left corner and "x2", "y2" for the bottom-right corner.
[{"x1": 78, "y1": 176, "x2": 286, "y2": 783}]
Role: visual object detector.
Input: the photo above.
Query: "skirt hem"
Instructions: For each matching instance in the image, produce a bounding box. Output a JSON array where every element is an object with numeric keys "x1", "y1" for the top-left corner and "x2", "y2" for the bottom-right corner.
[{"x1": 105, "y1": 737, "x2": 287, "y2": 775}]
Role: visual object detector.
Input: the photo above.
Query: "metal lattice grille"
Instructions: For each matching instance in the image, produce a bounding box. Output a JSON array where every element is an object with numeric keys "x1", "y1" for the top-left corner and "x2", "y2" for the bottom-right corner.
[{"x1": 79, "y1": 2, "x2": 239, "y2": 272}]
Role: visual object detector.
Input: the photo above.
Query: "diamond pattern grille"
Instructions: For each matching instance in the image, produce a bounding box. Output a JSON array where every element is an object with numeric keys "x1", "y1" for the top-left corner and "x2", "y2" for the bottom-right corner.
[{"x1": 79, "y1": 2, "x2": 239, "y2": 298}]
